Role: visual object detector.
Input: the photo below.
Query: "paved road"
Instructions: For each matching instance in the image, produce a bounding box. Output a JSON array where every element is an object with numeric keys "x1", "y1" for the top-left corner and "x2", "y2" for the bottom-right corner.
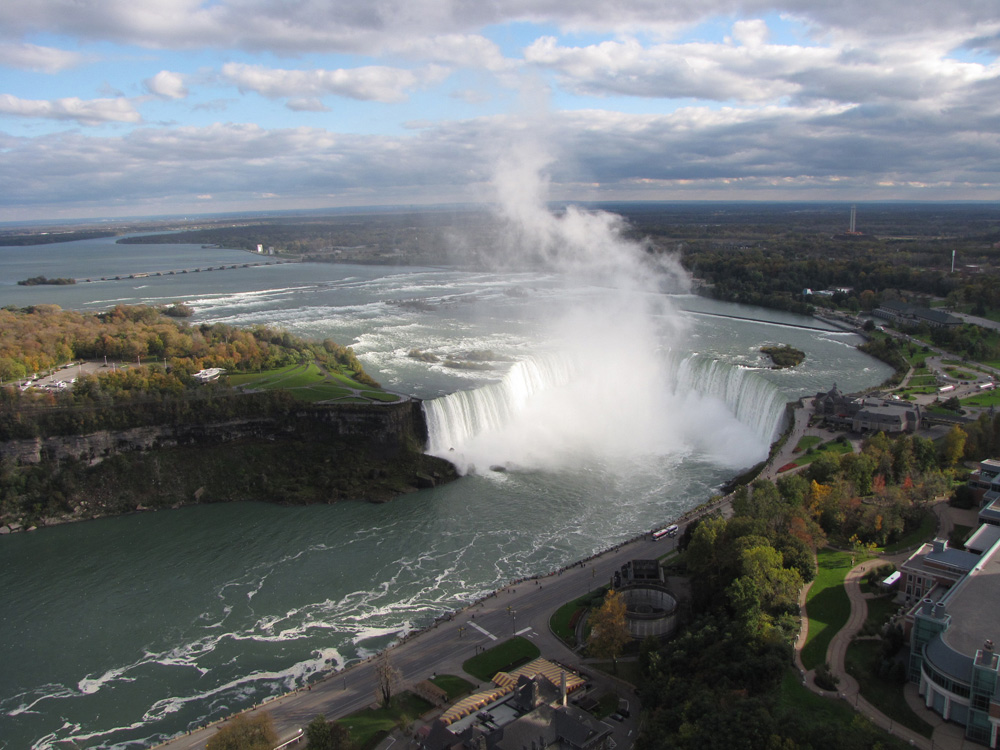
[{"x1": 155, "y1": 532, "x2": 685, "y2": 750}]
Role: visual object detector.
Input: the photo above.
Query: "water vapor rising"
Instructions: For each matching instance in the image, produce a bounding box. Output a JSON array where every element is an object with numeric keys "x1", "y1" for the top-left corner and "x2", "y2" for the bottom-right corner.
[{"x1": 426, "y1": 133, "x2": 775, "y2": 475}]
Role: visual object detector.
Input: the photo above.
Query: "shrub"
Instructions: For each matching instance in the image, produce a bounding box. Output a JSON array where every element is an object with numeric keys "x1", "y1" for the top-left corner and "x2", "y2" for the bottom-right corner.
[{"x1": 814, "y1": 663, "x2": 840, "y2": 691}]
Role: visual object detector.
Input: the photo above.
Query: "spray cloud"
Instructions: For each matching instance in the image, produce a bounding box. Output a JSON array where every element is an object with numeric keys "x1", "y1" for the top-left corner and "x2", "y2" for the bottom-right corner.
[{"x1": 425, "y1": 126, "x2": 772, "y2": 475}]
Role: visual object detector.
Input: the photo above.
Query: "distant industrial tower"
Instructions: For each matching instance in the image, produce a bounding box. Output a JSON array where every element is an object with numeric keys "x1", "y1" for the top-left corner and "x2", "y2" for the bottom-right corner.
[{"x1": 843, "y1": 204, "x2": 863, "y2": 236}]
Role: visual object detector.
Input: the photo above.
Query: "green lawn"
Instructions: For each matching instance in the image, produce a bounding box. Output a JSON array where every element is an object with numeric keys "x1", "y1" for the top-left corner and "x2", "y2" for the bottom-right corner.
[
  {"x1": 864, "y1": 595, "x2": 900, "y2": 632},
  {"x1": 361, "y1": 390, "x2": 401, "y2": 402},
  {"x1": 844, "y1": 640, "x2": 934, "y2": 738},
  {"x1": 328, "y1": 370, "x2": 369, "y2": 389},
  {"x1": 225, "y1": 362, "x2": 397, "y2": 404},
  {"x1": 883, "y1": 510, "x2": 936, "y2": 554},
  {"x1": 227, "y1": 363, "x2": 305, "y2": 388},
  {"x1": 593, "y1": 691, "x2": 621, "y2": 718},
  {"x1": 777, "y1": 667, "x2": 854, "y2": 721},
  {"x1": 795, "y1": 435, "x2": 823, "y2": 452},
  {"x1": 790, "y1": 442, "x2": 854, "y2": 469},
  {"x1": 337, "y1": 692, "x2": 434, "y2": 749},
  {"x1": 801, "y1": 548, "x2": 858, "y2": 670},
  {"x1": 430, "y1": 674, "x2": 474, "y2": 702},
  {"x1": 550, "y1": 599, "x2": 584, "y2": 647},
  {"x1": 943, "y1": 367, "x2": 977, "y2": 380},
  {"x1": 227, "y1": 362, "x2": 324, "y2": 390},
  {"x1": 962, "y1": 388, "x2": 1000, "y2": 407},
  {"x1": 462, "y1": 637, "x2": 540, "y2": 681}
]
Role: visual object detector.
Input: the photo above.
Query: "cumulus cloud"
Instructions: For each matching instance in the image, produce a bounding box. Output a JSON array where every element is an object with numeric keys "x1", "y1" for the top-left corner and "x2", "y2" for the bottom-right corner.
[
  {"x1": 391, "y1": 34, "x2": 510, "y2": 71},
  {"x1": 0, "y1": 42, "x2": 85, "y2": 72},
  {"x1": 0, "y1": 93, "x2": 140, "y2": 124},
  {"x1": 4, "y1": 95, "x2": 1000, "y2": 219},
  {"x1": 1, "y1": 0, "x2": 998, "y2": 55},
  {"x1": 144, "y1": 70, "x2": 188, "y2": 99},
  {"x1": 286, "y1": 97, "x2": 329, "y2": 112},
  {"x1": 525, "y1": 24, "x2": 999, "y2": 107},
  {"x1": 220, "y1": 62, "x2": 448, "y2": 103}
]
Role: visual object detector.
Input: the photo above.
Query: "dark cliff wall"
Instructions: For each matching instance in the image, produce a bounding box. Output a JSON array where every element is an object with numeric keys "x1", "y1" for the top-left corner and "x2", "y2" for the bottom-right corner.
[
  {"x1": 0, "y1": 400, "x2": 429, "y2": 466},
  {"x1": 0, "y1": 400, "x2": 458, "y2": 529}
]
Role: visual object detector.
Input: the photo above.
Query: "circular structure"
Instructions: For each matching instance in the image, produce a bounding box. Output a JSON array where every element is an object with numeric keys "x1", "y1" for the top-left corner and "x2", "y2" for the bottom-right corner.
[{"x1": 620, "y1": 585, "x2": 678, "y2": 639}]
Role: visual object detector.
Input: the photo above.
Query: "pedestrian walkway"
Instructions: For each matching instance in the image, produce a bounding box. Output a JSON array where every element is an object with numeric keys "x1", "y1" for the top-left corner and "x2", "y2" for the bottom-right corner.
[{"x1": 794, "y1": 552, "x2": 979, "y2": 750}]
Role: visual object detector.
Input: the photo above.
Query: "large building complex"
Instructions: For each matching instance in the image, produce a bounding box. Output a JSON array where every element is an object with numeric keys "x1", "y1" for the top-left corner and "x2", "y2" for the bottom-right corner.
[
  {"x1": 873, "y1": 300, "x2": 962, "y2": 329},
  {"x1": 900, "y1": 460, "x2": 1000, "y2": 747},
  {"x1": 814, "y1": 385, "x2": 922, "y2": 434}
]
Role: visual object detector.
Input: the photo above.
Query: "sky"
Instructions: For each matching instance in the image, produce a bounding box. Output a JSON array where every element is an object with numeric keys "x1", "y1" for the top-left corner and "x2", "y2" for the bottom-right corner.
[{"x1": 1, "y1": 0, "x2": 999, "y2": 221}]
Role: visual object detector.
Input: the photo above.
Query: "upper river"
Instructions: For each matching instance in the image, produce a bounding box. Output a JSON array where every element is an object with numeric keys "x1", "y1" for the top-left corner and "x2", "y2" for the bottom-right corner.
[{"x1": 0, "y1": 235, "x2": 893, "y2": 749}]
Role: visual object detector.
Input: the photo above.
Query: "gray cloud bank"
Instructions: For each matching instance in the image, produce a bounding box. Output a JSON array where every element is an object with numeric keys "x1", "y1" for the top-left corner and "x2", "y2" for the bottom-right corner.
[{"x1": 1, "y1": 0, "x2": 999, "y2": 218}]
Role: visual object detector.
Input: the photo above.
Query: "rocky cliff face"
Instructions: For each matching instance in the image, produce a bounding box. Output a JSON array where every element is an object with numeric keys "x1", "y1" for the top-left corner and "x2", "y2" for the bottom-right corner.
[
  {"x1": 0, "y1": 400, "x2": 458, "y2": 529},
  {"x1": 0, "y1": 401, "x2": 427, "y2": 467}
]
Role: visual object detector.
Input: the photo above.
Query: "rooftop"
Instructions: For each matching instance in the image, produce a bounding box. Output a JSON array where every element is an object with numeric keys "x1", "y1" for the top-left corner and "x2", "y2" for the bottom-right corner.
[
  {"x1": 966, "y1": 524, "x2": 1000, "y2": 555},
  {"x1": 939, "y1": 537, "x2": 1000, "y2": 662},
  {"x1": 904, "y1": 540, "x2": 980, "y2": 577}
]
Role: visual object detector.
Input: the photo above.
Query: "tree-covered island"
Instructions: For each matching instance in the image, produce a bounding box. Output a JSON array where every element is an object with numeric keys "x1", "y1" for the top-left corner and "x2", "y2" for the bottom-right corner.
[
  {"x1": 17, "y1": 275, "x2": 76, "y2": 286},
  {"x1": 0, "y1": 304, "x2": 457, "y2": 531},
  {"x1": 761, "y1": 345, "x2": 805, "y2": 369}
]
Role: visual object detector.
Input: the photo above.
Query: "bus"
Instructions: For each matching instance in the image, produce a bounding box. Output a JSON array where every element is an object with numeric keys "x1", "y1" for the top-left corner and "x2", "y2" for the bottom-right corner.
[
  {"x1": 653, "y1": 524, "x2": 679, "y2": 540},
  {"x1": 939, "y1": 384, "x2": 955, "y2": 393}
]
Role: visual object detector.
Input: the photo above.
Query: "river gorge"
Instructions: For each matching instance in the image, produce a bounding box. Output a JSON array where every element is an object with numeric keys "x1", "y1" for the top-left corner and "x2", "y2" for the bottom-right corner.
[{"x1": 0, "y1": 235, "x2": 893, "y2": 749}]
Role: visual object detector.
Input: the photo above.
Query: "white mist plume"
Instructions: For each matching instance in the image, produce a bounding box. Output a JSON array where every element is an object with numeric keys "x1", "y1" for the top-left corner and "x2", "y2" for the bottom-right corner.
[{"x1": 425, "y1": 129, "x2": 775, "y2": 475}]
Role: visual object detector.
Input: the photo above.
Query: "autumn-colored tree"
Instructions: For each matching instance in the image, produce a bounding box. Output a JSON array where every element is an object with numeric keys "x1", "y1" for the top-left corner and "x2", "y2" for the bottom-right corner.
[
  {"x1": 588, "y1": 589, "x2": 631, "y2": 672},
  {"x1": 205, "y1": 711, "x2": 277, "y2": 750},
  {"x1": 941, "y1": 425, "x2": 968, "y2": 469}
]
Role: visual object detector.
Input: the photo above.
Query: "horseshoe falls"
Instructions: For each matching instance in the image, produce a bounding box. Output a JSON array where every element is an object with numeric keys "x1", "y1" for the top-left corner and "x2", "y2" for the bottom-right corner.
[{"x1": 424, "y1": 351, "x2": 788, "y2": 476}]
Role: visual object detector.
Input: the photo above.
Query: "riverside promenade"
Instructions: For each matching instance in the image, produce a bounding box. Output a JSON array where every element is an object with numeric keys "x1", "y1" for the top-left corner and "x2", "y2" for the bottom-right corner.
[{"x1": 155, "y1": 529, "x2": 696, "y2": 749}]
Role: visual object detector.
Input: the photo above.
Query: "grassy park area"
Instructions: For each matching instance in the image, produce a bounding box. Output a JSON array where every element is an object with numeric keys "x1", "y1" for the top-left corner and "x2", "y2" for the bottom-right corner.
[
  {"x1": 430, "y1": 674, "x2": 475, "y2": 702},
  {"x1": 227, "y1": 362, "x2": 400, "y2": 404},
  {"x1": 800, "y1": 548, "x2": 860, "y2": 670},
  {"x1": 462, "y1": 637, "x2": 540, "y2": 681},
  {"x1": 844, "y1": 641, "x2": 934, "y2": 738},
  {"x1": 549, "y1": 588, "x2": 607, "y2": 647},
  {"x1": 781, "y1": 437, "x2": 854, "y2": 472},
  {"x1": 882, "y1": 510, "x2": 936, "y2": 554},
  {"x1": 337, "y1": 692, "x2": 434, "y2": 750}
]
